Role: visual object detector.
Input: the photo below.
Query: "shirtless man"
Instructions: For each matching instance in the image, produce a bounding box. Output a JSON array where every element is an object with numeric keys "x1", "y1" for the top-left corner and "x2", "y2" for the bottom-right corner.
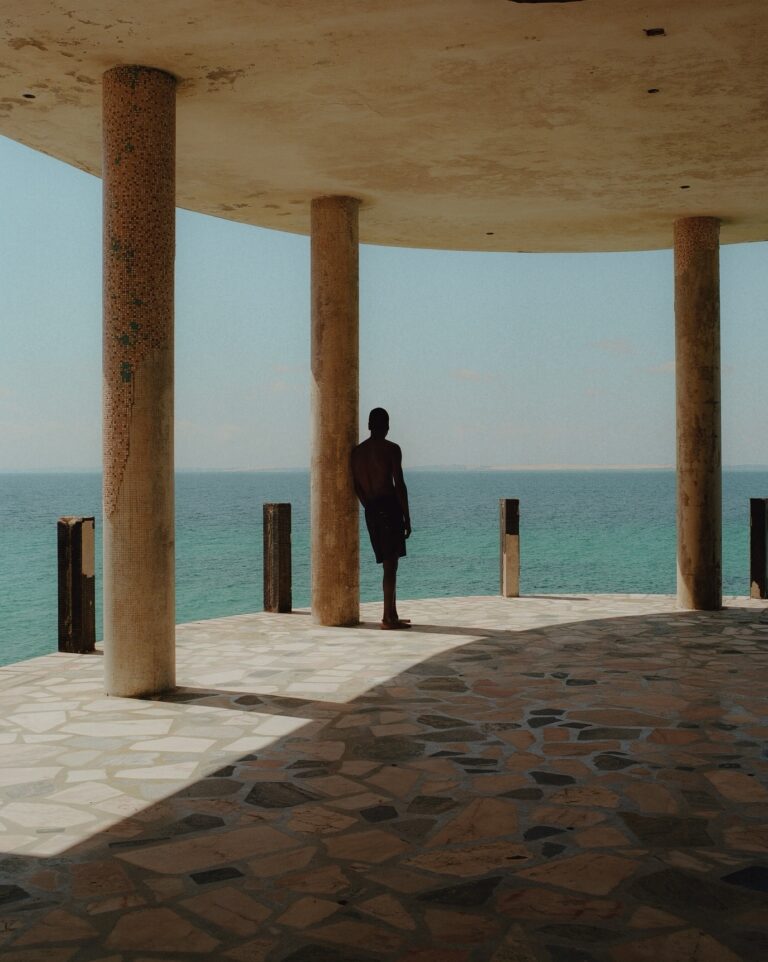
[{"x1": 351, "y1": 408, "x2": 412, "y2": 629}]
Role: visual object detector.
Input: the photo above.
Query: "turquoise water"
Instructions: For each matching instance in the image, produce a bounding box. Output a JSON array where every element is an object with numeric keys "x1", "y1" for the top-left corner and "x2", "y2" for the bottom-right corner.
[{"x1": 1, "y1": 469, "x2": 765, "y2": 666}]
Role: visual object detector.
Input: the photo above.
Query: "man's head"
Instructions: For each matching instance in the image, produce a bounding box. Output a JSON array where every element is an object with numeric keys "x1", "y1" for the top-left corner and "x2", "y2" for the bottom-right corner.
[{"x1": 368, "y1": 407, "x2": 389, "y2": 437}]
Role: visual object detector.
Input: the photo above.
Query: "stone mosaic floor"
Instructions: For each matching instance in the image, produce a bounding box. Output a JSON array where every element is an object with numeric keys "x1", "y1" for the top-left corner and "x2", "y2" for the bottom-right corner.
[{"x1": 1, "y1": 593, "x2": 767, "y2": 962}]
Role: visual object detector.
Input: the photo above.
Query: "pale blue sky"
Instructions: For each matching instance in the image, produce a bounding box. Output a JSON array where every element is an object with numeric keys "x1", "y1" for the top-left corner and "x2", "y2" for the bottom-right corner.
[{"x1": 1, "y1": 133, "x2": 766, "y2": 471}]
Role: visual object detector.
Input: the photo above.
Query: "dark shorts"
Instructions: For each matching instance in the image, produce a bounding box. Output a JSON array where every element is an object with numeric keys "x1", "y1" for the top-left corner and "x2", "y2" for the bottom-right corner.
[{"x1": 364, "y1": 494, "x2": 407, "y2": 564}]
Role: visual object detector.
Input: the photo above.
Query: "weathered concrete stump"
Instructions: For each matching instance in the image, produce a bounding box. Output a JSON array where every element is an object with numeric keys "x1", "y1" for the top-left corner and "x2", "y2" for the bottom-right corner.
[
  {"x1": 750, "y1": 498, "x2": 768, "y2": 599},
  {"x1": 500, "y1": 498, "x2": 520, "y2": 598},
  {"x1": 264, "y1": 503, "x2": 292, "y2": 612},
  {"x1": 58, "y1": 516, "x2": 96, "y2": 653}
]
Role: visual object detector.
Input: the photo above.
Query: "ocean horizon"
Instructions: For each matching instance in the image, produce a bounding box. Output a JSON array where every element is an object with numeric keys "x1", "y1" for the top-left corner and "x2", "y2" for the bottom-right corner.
[{"x1": 2, "y1": 468, "x2": 765, "y2": 668}]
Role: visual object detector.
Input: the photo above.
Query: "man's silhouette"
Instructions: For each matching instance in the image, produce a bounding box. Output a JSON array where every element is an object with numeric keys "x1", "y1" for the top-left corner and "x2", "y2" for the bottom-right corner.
[{"x1": 351, "y1": 408, "x2": 412, "y2": 629}]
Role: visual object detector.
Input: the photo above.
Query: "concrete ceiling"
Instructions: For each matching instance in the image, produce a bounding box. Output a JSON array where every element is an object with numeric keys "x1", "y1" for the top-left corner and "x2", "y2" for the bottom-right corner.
[{"x1": 1, "y1": 0, "x2": 767, "y2": 252}]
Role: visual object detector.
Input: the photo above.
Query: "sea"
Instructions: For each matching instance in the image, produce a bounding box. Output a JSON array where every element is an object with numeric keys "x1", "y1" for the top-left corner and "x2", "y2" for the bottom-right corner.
[{"x1": 1, "y1": 469, "x2": 766, "y2": 667}]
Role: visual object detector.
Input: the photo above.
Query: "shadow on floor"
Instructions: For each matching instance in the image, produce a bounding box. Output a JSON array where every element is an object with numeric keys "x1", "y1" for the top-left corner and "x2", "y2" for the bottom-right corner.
[{"x1": 1, "y1": 605, "x2": 768, "y2": 961}]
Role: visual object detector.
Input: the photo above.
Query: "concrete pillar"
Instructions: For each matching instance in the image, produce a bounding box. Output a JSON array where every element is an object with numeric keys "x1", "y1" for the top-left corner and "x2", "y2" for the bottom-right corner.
[
  {"x1": 674, "y1": 216, "x2": 722, "y2": 610},
  {"x1": 102, "y1": 66, "x2": 177, "y2": 696},
  {"x1": 310, "y1": 196, "x2": 360, "y2": 626}
]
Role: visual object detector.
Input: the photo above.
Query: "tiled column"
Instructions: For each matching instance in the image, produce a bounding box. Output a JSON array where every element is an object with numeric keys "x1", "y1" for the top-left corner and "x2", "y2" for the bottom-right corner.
[
  {"x1": 311, "y1": 196, "x2": 360, "y2": 626},
  {"x1": 103, "y1": 66, "x2": 177, "y2": 696},
  {"x1": 675, "y1": 216, "x2": 722, "y2": 610}
]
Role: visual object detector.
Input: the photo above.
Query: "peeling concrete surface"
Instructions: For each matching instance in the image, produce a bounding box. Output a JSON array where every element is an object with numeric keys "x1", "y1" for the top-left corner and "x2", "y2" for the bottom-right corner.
[{"x1": 1, "y1": 0, "x2": 768, "y2": 251}]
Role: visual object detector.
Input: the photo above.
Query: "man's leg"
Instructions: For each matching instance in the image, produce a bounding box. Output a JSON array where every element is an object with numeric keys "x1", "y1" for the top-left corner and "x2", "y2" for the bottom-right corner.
[{"x1": 382, "y1": 558, "x2": 398, "y2": 625}]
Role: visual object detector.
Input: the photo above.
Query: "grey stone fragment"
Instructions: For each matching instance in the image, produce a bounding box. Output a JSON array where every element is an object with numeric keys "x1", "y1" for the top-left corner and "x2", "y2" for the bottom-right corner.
[
  {"x1": 631, "y1": 869, "x2": 760, "y2": 914},
  {"x1": 245, "y1": 781, "x2": 320, "y2": 808},
  {"x1": 545, "y1": 946, "x2": 599, "y2": 962},
  {"x1": 577, "y1": 728, "x2": 640, "y2": 741},
  {"x1": 722, "y1": 866, "x2": 768, "y2": 892},
  {"x1": 541, "y1": 842, "x2": 567, "y2": 857},
  {"x1": 502, "y1": 788, "x2": 544, "y2": 800},
  {"x1": 539, "y1": 923, "x2": 614, "y2": 942},
  {"x1": 416, "y1": 677, "x2": 468, "y2": 692},
  {"x1": 524, "y1": 825, "x2": 566, "y2": 841},
  {"x1": 191, "y1": 866, "x2": 244, "y2": 884},
  {"x1": 280, "y1": 947, "x2": 377, "y2": 962},
  {"x1": 407, "y1": 795, "x2": 457, "y2": 814},
  {"x1": 418, "y1": 714, "x2": 467, "y2": 728},
  {"x1": 235, "y1": 694, "x2": 264, "y2": 705},
  {"x1": 343, "y1": 735, "x2": 424, "y2": 761},
  {"x1": 0, "y1": 885, "x2": 29, "y2": 905},
  {"x1": 360, "y1": 805, "x2": 398, "y2": 822},
  {"x1": 167, "y1": 814, "x2": 225, "y2": 835},
  {"x1": 594, "y1": 754, "x2": 635, "y2": 771},
  {"x1": 620, "y1": 813, "x2": 713, "y2": 847},
  {"x1": 426, "y1": 728, "x2": 483, "y2": 742},
  {"x1": 528, "y1": 717, "x2": 559, "y2": 729},
  {"x1": 418, "y1": 875, "x2": 502, "y2": 906},
  {"x1": 394, "y1": 818, "x2": 436, "y2": 841},
  {"x1": 531, "y1": 771, "x2": 575, "y2": 786},
  {"x1": 178, "y1": 778, "x2": 242, "y2": 798}
]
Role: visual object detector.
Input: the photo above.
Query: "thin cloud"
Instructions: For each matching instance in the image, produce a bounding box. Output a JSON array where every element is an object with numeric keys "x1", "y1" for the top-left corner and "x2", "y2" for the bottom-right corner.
[
  {"x1": 647, "y1": 360, "x2": 675, "y2": 374},
  {"x1": 273, "y1": 362, "x2": 305, "y2": 375},
  {"x1": 452, "y1": 368, "x2": 491, "y2": 382},
  {"x1": 177, "y1": 420, "x2": 243, "y2": 443},
  {"x1": 592, "y1": 337, "x2": 635, "y2": 355}
]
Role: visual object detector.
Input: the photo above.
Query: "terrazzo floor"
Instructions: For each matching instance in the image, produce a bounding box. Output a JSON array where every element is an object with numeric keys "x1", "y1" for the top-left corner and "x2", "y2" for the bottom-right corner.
[{"x1": 1, "y1": 593, "x2": 767, "y2": 962}]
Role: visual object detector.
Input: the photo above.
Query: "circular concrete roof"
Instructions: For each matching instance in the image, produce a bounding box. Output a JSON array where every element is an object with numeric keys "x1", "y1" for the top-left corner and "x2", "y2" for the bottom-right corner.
[{"x1": 2, "y1": 0, "x2": 767, "y2": 252}]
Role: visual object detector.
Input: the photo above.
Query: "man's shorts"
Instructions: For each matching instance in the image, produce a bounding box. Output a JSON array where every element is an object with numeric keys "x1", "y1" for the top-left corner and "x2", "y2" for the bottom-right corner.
[{"x1": 364, "y1": 494, "x2": 407, "y2": 564}]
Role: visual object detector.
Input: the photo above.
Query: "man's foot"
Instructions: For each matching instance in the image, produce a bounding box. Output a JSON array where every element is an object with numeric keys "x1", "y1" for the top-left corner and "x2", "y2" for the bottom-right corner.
[{"x1": 381, "y1": 619, "x2": 412, "y2": 630}]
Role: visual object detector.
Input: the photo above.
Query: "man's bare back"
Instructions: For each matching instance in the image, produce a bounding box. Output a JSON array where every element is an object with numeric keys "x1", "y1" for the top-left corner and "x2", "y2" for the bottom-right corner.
[{"x1": 351, "y1": 437, "x2": 409, "y2": 525}]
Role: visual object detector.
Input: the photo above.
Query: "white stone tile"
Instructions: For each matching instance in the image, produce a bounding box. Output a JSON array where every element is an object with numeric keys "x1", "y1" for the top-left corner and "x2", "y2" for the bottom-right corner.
[
  {"x1": 95, "y1": 795, "x2": 152, "y2": 817},
  {"x1": 130, "y1": 736, "x2": 217, "y2": 753},
  {"x1": 0, "y1": 833, "x2": 36, "y2": 853},
  {"x1": 66, "y1": 770, "x2": 109, "y2": 783},
  {"x1": 222, "y1": 735, "x2": 277, "y2": 752},
  {"x1": 114, "y1": 762, "x2": 199, "y2": 781},
  {"x1": 1, "y1": 802, "x2": 97, "y2": 828},
  {"x1": 61, "y1": 720, "x2": 174, "y2": 737},
  {"x1": 48, "y1": 783, "x2": 124, "y2": 805},
  {"x1": 7, "y1": 710, "x2": 67, "y2": 732},
  {"x1": 0, "y1": 766, "x2": 61, "y2": 787},
  {"x1": 254, "y1": 716, "x2": 309, "y2": 737}
]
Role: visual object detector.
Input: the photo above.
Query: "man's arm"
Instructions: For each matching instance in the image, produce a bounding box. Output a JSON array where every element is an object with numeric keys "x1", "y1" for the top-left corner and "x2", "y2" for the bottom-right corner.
[
  {"x1": 350, "y1": 447, "x2": 367, "y2": 507},
  {"x1": 392, "y1": 445, "x2": 412, "y2": 538}
]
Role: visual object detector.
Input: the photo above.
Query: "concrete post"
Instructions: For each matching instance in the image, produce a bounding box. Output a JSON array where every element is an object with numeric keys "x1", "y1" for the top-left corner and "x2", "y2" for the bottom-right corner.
[
  {"x1": 58, "y1": 516, "x2": 96, "y2": 654},
  {"x1": 102, "y1": 66, "x2": 177, "y2": 696},
  {"x1": 674, "y1": 216, "x2": 722, "y2": 610},
  {"x1": 264, "y1": 503, "x2": 292, "y2": 612},
  {"x1": 310, "y1": 196, "x2": 360, "y2": 626},
  {"x1": 500, "y1": 499, "x2": 520, "y2": 598},
  {"x1": 750, "y1": 498, "x2": 768, "y2": 599}
]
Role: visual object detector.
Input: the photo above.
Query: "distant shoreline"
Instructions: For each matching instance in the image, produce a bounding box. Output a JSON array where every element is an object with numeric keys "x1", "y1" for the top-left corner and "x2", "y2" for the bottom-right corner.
[{"x1": 2, "y1": 464, "x2": 768, "y2": 474}]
